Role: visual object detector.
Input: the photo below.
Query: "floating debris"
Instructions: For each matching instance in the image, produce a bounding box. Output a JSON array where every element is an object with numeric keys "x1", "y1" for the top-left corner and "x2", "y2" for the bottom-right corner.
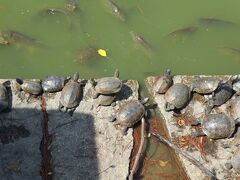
[
  {"x1": 97, "y1": 48, "x2": 107, "y2": 57},
  {"x1": 104, "y1": 0, "x2": 126, "y2": 22},
  {"x1": 65, "y1": 0, "x2": 78, "y2": 12},
  {"x1": 199, "y1": 17, "x2": 236, "y2": 26}
]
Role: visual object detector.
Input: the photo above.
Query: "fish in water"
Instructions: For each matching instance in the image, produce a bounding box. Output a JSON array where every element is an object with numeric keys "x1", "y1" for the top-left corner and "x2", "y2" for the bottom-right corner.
[
  {"x1": 65, "y1": 0, "x2": 78, "y2": 12},
  {"x1": 167, "y1": 26, "x2": 198, "y2": 37},
  {"x1": 105, "y1": 0, "x2": 126, "y2": 22},
  {"x1": 130, "y1": 31, "x2": 152, "y2": 51},
  {"x1": 199, "y1": 17, "x2": 236, "y2": 26},
  {"x1": 219, "y1": 47, "x2": 240, "y2": 56},
  {"x1": 2, "y1": 30, "x2": 44, "y2": 47},
  {"x1": 75, "y1": 47, "x2": 98, "y2": 64},
  {"x1": 0, "y1": 32, "x2": 9, "y2": 45}
]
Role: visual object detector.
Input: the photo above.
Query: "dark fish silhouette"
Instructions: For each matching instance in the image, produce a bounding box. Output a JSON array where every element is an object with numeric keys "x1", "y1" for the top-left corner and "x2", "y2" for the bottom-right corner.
[
  {"x1": 199, "y1": 17, "x2": 236, "y2": 26},
  {"x1": 105, "y1": 0, "x2": 126, "y2": 22},
  {"x1": 75, "y1": 47, "x2": 98, "y2": 64},
  {"x1": 167, "y1": 26, "x2": 198, "y2": 37}
]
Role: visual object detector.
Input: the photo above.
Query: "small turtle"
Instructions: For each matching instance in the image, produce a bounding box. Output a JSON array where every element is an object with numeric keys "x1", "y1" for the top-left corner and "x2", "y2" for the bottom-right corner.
[
  {"x1": 16, "y1": 79, "x2": 42, "y2": 96},
  {"x1": 59, "y1": 73, "x2": 81, "y2": 115},
  {"x1": 192, "y1": 113, "x2": 240, "y2": 139},
  {"x1": 42, "y1": 75, "x2": 70, "y2": 93},
  {"x1": 153, "y1": 69, "x2": 173, "y2": 94},
  {"x1": 91, "y1": 69, "x2": 122, "y2": 98},
  {"x1": 96, "y1": 94, "x2": 116, "y2": 107},
  {"x1": 206, "y1": 79, "x2": 234, "y2": 113},
  {"x1": 190, "y1": 76, "x2": 220, "y2": 94},
  {"x1": 164, "y1": 83, "x2": 191, "y2": 111},
  {"x1": 0, "y1": 81, "x2": 10, "y2": 112},
  {"x1": 230, "y1": 96, "x2": 240, "y2": 120},
  {"x1": 111, "y1": 98, "x2": 149, "y2": 135}
]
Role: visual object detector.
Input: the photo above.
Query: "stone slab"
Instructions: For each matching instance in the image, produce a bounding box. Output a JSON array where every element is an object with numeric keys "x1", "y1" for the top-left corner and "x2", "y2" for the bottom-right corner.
[{"x1": 145, "y1": 75, "x2": 240, "y2": 180}]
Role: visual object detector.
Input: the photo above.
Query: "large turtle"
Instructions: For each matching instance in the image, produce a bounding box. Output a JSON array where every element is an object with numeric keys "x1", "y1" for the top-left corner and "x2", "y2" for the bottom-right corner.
[
  {"x1": 0, "y1": 81, "x2": 10, "y2": 113},
  {"x1": 58, "y1": 73, "x2": 81, "y2": 115},
  {"x1": 42, "y1": 75, "x2": 70, "y2": 93},
  {"x1": 192, "y1": 113, "x2": 240, "y2": 139},
  {"x1": 164, "y1": 83, "x2": 191, "y2": 111},
  {"x1": 190, "y1": 76, "x2": 220, "y2": 94},
  {"x1": 16, "y1": 79, "x2": 42, "y2": 96},
  {"x1": 91, "y1": 69, "x2": 122, "y2": 98},
  {"x1": 153, "y1": 69, "x2": 173, "y2": 94},
  {"x1": 111, "y1": 98, "x2": 149, "y2": 135}
]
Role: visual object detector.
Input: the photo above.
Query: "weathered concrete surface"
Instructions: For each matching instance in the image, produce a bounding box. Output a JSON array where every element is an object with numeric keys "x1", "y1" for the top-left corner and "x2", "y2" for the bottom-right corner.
[
  {"x1": 145, "y1": 75, "x2": 240, "y2": 180},
  {"x1": 0, "y1": 80, "x2": 42, "y2": 180},
  {"x1": 0, "y1": 79, "x2": 138, "y2": 180}
]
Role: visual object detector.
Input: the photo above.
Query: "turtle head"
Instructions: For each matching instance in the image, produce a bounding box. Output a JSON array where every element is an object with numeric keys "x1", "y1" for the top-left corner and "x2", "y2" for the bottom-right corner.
[
  {"x1": 165, "y1": 68, "x2": 171, "y2": 76},
  {"x1": 16, "y1": 78, "x2": 24, "y2": 85},
  {"x1": 114, "y1": 69, "x2": 120, "y2": 78},
  {"x1": 165, "y1": 102, "x2": 175, "y2": 111},
  {"x1": 73, "y1": 72, "x2": 79, "y2": 81}
]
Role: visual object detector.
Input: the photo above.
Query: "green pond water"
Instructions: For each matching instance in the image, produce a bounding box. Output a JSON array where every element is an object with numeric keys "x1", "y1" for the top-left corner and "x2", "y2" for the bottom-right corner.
[{"x1": 1, "y1": 0, "x2": 240, "y2": 179}]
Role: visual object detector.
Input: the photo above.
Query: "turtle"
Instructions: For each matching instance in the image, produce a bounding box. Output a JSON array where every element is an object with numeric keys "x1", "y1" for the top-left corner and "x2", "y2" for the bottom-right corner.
[
  {"x1": 190, "y1": 76, "x2": 220, "y2": 94},
  {"x1": 58, "y1": 72, "x2": 81, "y2": 115},
  {"x1": 230, "y1": 96, "x2": 240, "y2": 120},
  {"x1": 153, "y1": 69, "x2": 173, "y2": 94},
  {"x1": 96, "y1": 94, "x2": 116, "y2": 107},
  {"x1": 42, "y1": 75, "x2": 70, "y2": 93},
  {"x1": 164, "y1": 83, "x2": 191, "y2": 111},
  {"x1": 206, "y1": 78, "x2": 234, "y2": 113},
  {"x1": 16, "y1": 79, "x2": 42, "y2": 96},
  {"x1": 191, "y1": 113, "x2": 240, "y2": 140},
  {"x1": 111, "y1": 98, "x2": 149, "y2": 135},
  {"x1": 91, "y1": 69, "x2": 122, "y2": 98},
  {"x1": 0, "y1": 81, "x2": 10, "y2": 113}
]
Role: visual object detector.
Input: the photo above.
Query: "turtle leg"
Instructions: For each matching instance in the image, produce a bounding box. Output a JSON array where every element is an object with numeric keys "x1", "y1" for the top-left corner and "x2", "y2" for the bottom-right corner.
[
  {"x1": 68, "y1": 108, "x2": 76, "y2": 116},
  {"x1": 191, "y1": 130, "x2": 205, "y2": 137},
  {"x1": 26, "y1": 94, "x2": 31, "y2": 103},
  {"x1": 165, "y1": 103, "x2": 175, "y2": 112},
  {"x1": 58, "y1": 102, "x2": 64, "y2": 112},
  {"x1": 121, "y1": 127, "x2": 129, "y2": 136},
  {"x1": 92, "y1": 91, "x2": 99, "y2": 99}
]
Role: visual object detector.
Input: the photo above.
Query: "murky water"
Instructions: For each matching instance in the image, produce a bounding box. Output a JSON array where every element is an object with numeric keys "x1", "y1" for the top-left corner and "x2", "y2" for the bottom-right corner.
[{"x1": 1, "y1": 0, "x2": 240, "y2": 178}]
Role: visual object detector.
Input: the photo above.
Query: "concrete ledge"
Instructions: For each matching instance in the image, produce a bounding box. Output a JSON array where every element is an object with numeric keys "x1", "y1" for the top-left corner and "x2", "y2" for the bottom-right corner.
[{"x1": 145, "y1": 75, "x2": 239, "y2": 180}]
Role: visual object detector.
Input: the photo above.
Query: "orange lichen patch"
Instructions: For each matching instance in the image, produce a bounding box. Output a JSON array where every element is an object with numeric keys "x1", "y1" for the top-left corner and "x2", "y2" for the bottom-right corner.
[
  {"x1": 174, "y1": 135, "x2": 207, "y2": 161},
  {"x1": 174, "y1": 110, "x2": 203, "y2": 128}
]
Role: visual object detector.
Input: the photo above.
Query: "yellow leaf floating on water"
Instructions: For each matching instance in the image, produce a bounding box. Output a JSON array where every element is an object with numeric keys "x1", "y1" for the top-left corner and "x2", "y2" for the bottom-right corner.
[
  {"x1": 97, "y1": 49, "x2": 107, "y2": 57},
  {"x1": 159, "y1": 160, "x2": 168, "y2": 167}
]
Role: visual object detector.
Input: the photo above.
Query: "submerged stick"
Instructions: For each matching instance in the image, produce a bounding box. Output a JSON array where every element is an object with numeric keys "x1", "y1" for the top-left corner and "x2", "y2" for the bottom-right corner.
[
  {"x1": 150, "y1": 131, "x2": 218, "y2": 180},
  {"x1": 128, "y1": 117, "x2": 146, "y2": 180}
]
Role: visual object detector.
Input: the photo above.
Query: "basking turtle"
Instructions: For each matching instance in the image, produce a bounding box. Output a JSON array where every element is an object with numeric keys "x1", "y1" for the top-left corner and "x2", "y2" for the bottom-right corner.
[
  {"x1": 16, "y1": 79, "x2": 42, "y2": 96},
  {"x1": 164, "y1": 83, "x2": 191, "y2": 111},
  {"x1": 111, "y1": 98, "x2": 149, "y2": 135},
  {"x1": 153, "y1": 69, "x2": 173, "y2": 94},
  {"x1": 0, "y1": 81, "x2": 10, "y2": 112},
  {"x1": 59, "y1": 73, "x2": 81, "y2": 115},
  {"x1": 192, "y1": 113, "x2": 240, "y2": 140},
  {"x1": 91, "y1": 69, "x2": 122, "y2": 98},
  {"x1": 230, "y1": 96, "x2": 240, "y2": 120},
  {"x1": 96, "y1": 94, "x2": 116, "y2": 107},
  {"x1": 206, "y1": 79, "x2": 234, "y2": 113},
  {"x1": 42, "y1": 75, "x2": 70, "y2": 93},
  {"x1": 190, "y1": 76, "x2": 220, "y2": 94}
]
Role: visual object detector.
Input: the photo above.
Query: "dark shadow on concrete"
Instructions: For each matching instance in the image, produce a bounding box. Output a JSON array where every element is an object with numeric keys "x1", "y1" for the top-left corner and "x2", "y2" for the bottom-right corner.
[
  {"x1": 0, "y1": 108, "x2": 98, "y2": 180},
  {"x1": 116, "y1": 83, "x2": 133, "y2": 101}
]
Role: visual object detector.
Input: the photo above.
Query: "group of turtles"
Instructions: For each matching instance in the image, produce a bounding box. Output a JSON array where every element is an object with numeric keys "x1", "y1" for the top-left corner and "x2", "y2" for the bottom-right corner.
[
  {"x1": 0, "y1": 70, "x2": 151, "y2": 135},
  {"x1": 153, "y1": 69, "x2": 240, "y2": 173}
]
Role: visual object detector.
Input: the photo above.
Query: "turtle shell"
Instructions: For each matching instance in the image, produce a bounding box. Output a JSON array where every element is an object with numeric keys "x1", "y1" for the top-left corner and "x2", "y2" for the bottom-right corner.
[
  {"x1": 0, "y1": 84, "x2": 9, "y2": 112},
  {"x1": 42, "y1": 76, "x2": 66, "y2": 92},
  {"x1": 153, "y1": 75, "x2": 173, "y2": 94},
  {"x1": 230, "y1": 96, "x2": 240, "y2": 120},
  {"x1": 97, "y1": 94, "x2": 116, "y2": 106},
  {"x1": 191, "y1": 77, "x2": 220, "y2": 94},
  {"x1": 116, "y1": 100, "x2": 145, "y2": 128},
  {"x1": 21, "y1": 80, "x2": 42, "y2": 95},
  {"x1": 231, "y1": 148, "x2": 240, "y2": 173},
  {"x1": 164, "y1": 83, "x2": 191, "y2": 109},
  {"x1": 60, "y1": 81, "x2": 81, "y2": 108},
  {"x1": 95, "y1": 77, "x2": 122, "y2": 95},
  {"x1": 202, "y1": 113, "x2": 235, "y2": 139}
]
